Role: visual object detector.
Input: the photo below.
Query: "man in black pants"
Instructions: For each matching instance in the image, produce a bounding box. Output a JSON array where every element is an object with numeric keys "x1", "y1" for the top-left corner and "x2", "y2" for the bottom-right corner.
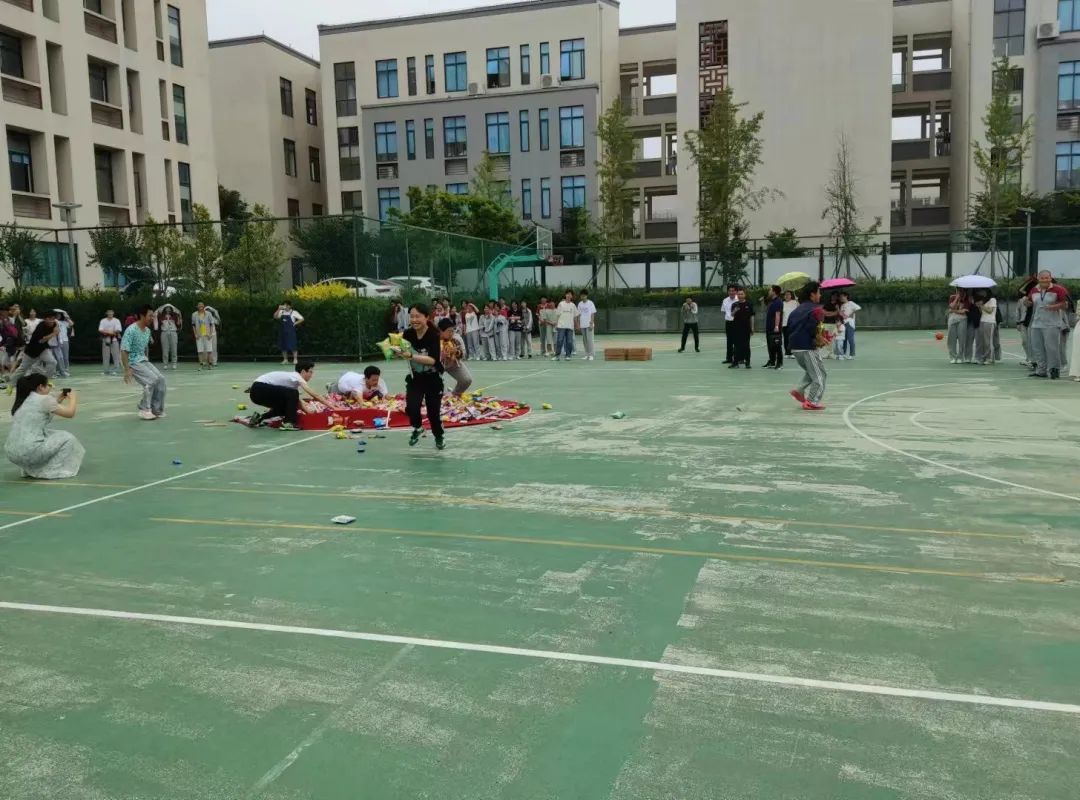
[
  {"x1": 678, "y1": 296, "x2": 700, "y2": 353},
  {"x1": 248, "y1": 361, "x2": 331, "y2": 430},
  {"x1": 763, "y1": 285, "x2": 784, "y2": 369},
  {"x1": 720, "y1": 285, "x2": 738, "y2": 363},
  {"x1": 728, "y1": 289, "x2": 754, "y2": 368}
]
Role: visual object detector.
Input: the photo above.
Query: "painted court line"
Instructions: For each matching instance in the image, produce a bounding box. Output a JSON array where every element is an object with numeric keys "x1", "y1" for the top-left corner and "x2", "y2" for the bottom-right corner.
[
  {"x1": 843, "y1": 383, "x2": 1080, "y2": 504},
  {"x1": 0, "y1": 432, "x2": 332, "y2": 535},
  {"x1": 2, "y1": 601, "x2": 1078, "y2": 716}
]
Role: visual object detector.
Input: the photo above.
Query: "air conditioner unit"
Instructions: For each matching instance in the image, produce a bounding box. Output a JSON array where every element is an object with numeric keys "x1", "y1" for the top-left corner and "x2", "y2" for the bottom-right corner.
[
  {"x1": 1038, "y1": 20, "x2": 1060, "y2": 40},
  {"x1": 468, "y1": 82, "x2": 484, "y2": 96},
  {"x1": 540, "y1": 74, "x2": 559, "y2": 89}
]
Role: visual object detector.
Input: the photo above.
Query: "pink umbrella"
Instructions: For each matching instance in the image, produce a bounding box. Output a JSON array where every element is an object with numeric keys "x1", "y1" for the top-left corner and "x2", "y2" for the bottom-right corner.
[{"x1": 820, "y1": 278, "x2": 856, "y2": 289}]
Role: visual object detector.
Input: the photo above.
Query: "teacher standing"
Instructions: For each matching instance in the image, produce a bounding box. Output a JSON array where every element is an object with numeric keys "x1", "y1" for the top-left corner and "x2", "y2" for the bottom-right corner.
[{"x1": 274, "y1": 302, "x2": 305, "y2": 365}]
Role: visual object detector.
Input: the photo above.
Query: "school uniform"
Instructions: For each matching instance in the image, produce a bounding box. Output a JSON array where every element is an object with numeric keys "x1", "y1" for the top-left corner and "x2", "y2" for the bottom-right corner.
[
  {"x1": 99, "y1": 317, "x2": 122, "y2": 374},
  {"x1": 1028, "y1": 284, "x2": 1069, "y2": 377},
  {"x1": 508, "y1": 314, "x2": 523, "y2": 360},
  {"x1": 440, "y1": 332, "x2": 473, "y2": 395},
  {"x1": 480, "y1": 314, "x2": 497, "y2": 360},
  {"x1": 974, "y1": 298, "x2": 998, "y2": 365},
  {"x1": 494, "y1": 314, "x2": 509, "y2": 360},
  {"x1": 520, "y1": 306, "x2": 534, "y2": 357},
  {"x1": 159, "y1": 314, "x2": 179, "y2": 369},
  {"x1": 464, "y1": 311, "x2": 481, "y2": 358}
]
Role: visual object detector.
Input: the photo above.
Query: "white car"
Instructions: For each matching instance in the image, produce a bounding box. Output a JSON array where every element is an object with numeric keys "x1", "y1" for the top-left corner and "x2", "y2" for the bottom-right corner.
[
  {"x1": 315, "y1": 276, "x2": 401, "y2": 298},
  {"x1": 387, "y1": 276, "x2": 448, "y2": 297}
]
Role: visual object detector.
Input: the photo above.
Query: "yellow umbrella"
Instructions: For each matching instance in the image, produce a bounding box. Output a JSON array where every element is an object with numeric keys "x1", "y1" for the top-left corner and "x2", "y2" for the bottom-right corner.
[{"x1": 776, "y1": 271, "x2": 810, "y2": 289}]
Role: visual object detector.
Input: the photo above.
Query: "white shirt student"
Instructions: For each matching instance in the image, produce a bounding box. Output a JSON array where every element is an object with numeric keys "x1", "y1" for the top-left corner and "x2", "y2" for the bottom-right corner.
[{"x1": 576, "y1": 295, "x2": 598, "y2": 361}]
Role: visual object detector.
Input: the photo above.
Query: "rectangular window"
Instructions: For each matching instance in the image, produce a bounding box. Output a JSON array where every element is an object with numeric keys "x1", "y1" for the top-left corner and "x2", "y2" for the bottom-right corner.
[
  {"x1": 375, "y1": 121, "x2": 398, "y2": 162},
  {"x1": 424, "y1": 118, "x2": 435, "y2": 159},
  {"x1": 305, "y1": 89, "x2": 318, "y2": 125},
  {"x1": 178, "y1": 161, "x2": 192, "y2": 227},
  {"x1": 406, "y1": 120, "x2": 416, "y2": 160},
  {"x1": 335, "y1": 62, "x2": 357, "y2": 116},
  {"x1": 486, "y1": 112, "x2": 510, "y2": 154},
  {"x1": 84, "y1": 0, "x2": 103, "y2": 14},
  {"x1": 519, "y1": 110, "x2": 530, "y2": 152},
  {"x1": 540, "y1": 177, "x2": 551, "y2": 218},
  {"x1": 520, "y1": 44, "x2": 531, "y2": 85},
  {"x1": 425, "y1": 54, "x2": 436, "y2": 94},
  {"x1": 486, "y1": 47, "x2": 511, "y2": 89},
  {"x1": 539, "y1": 42, "x2": 550, "y2": 75},
  {"x1": 378, "y1": 187, "x2": 400, "y2": 220},
  {"x1": 446, "y1": 182, "x2": 468, "y2": 195},
  {"x1": 444, "y1": 52, "x2": 467, "y2": 92},
  {"x1": 284, "y1": 139, "x2": 297, "y2": 177},
  {"x1": 539, "y1": 108, "x2": 550, "y2": 150},
  {"x1": 1056, "y1": 141, "x2": 1080, "y2": 188},
  {"x1": 8, "y1": 132, "x2": 33, "y2": 193},
  {"x1": 376, "y1": 59, "x2": 399, "y2": 98},
  {"x1": 0, "y1": 32, "x2": 23, "y2": 79},
  {"x1": 313, "y1": 203, "x2": 324, "y2": 216},
  {"x1": 287, "y1": 197, "x2": 300, "y2": 231},
  {"x1": 338, "y1": 126, "x2": 361, "y2": 180},
  {"x1": 309, "y1": 147, "x2": 321, "y2": 182},
  {"x1": 89, "y1": 62, "x2": 109, "y2": 102},
  {"x1": 561, "y1": 175, "x2": 586, "y2": 209},
  {"x1": 559, "y1": 105, "x2": 585, "y2": 148},
  {"x1": 444, "y1": 115, "x2": 467, "y2": 158},
  {"x1": 1063, "y1": 0, "x2": 1080, "y2": 31},
  {"x1": 1060, "y1": 61, "x2": 1080, "y2": 109},
  {"x1": 560, "y1": 38, "x2": 585, "y2": 81},
  {"x1": 172, "y1": 84, "x2": 187, "y2": 144},
  {"x1": 95, "y1": 149, "x2": 114, "y2": 204},
  {"x1": 280, "y1": 77, "x2": 293, "y2": 116},
  {"x1": 521, "y1": 178, "x2": 532, "y2": 220},
  {"x1": 407, "y1": 56, "x2": 417, "y2": 96},
  {"x1": 993, "y1": 0, "x2": 1025, "y2": 58},
  {"x1": 342, "y1": 190, "x2": 362, "y2": 213},
  {"x1": 167, "y1": 5, "x2": 183, "y2": 67}
]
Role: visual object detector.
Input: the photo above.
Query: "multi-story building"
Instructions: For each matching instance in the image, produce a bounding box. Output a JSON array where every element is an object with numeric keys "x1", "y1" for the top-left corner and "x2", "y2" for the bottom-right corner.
[{"x1": 0, "y1": 0, "x2": 216, "y2": 287}]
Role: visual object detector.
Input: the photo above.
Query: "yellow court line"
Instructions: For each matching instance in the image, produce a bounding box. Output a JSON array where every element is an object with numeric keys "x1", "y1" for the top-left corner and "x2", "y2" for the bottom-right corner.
[
  {"x1": 0, "y1": 510, "x2": 70, "y2": 518},
  {"x1": 149, "y1": 516, "x2": 1064, "y2": 585}
]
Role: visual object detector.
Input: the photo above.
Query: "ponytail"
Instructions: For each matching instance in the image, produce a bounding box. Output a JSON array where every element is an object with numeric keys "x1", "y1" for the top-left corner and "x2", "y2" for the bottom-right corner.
[{"x1": 11, "y1": 374, "x2": 47, "y2": 416}]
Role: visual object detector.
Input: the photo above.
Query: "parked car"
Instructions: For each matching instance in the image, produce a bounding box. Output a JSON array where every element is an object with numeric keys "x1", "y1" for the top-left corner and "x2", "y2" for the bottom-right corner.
[
  {"x1": 387, "y1": 276, "x2": 449, "y2": 297},
  {"x1": 315, "y1": 276, "x2": 401, "y2": 298},
  {"x1": 120, "y1": 277, "x2": 204, "y2": 298}
]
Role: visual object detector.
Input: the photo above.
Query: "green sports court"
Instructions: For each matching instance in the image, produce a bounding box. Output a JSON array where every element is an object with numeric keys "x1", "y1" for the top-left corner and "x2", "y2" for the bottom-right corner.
[{"x1": 1, "y1": 331, "x2": 1078, "y2": 799}]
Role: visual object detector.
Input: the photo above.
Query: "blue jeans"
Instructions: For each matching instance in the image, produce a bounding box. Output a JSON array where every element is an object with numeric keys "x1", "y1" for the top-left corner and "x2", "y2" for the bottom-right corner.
[
  {"x1": 844, "y1": 325, "x2": 855, "y2": 357},
  {"x1": 555, "y1": 328, "x2": 574, "y2": 358}
]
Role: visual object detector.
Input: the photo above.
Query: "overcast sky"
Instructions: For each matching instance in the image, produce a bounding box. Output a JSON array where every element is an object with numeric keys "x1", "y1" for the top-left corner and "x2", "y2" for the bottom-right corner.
[{"x1": 207, "y1": 0, "x2": 676, "y2": 59}]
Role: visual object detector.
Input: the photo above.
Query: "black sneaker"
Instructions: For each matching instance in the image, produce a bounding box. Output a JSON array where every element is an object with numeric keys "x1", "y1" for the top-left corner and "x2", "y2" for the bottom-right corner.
[
  {"x1": 1050, "y1": 369, "x2": 1060, "y2": 380},
  {"x1": 728, "y1": 362, "x2": 740, "y2": 369},
  {"x1": 248, "y1": 411, "x2": 264, "y2": 427},
  {"x1": 1028, "y1": 372, "x2": 1047, "y2": 379},
  {"x1": 409, "y1": 428, "x2": 422, "y2": 446},
  {"x1": 435, "y1": 437, "x2": 445, "y2": 451},
  {"x1": 762, "y1": 363, "x2": 775, "y2": 369},
  {"x1": 722, "y1": 359, "x2": 733, "y2": 364}
]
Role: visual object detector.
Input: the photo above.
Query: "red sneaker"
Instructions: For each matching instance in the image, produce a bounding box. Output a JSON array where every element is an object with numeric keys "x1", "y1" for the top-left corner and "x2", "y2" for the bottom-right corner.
[
  {"x1": 802, "y1": 400, "x2": 825, "y2": 411},
  {"x1": 789, "y1": 389, "x2": 806, "y2": 404}
]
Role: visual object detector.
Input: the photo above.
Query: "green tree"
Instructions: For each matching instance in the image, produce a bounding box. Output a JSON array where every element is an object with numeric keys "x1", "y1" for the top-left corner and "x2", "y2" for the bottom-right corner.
[
  {"x1": 0, "y1": 224, "x2": 44, "y2": 290},
  {"x1": 88, "y1": 225, "x2": 145, "y2": 285},
  {"x1": 175, "y1": 203, "x2": 223, "y2": 288},
  {"x1": 821, "y1": 134, "x2": 881, "y2": 278},
  {"x1": 221, "y1": 203, "x2": 287, "y2": 294},
  {"x1": 218, "y1": 184, "x2": 253, "y2": 252},
  {"x1": 764, "y1": 227, "x2": 804, "y2": 258},
  {"x1": 393, "y1": 186, "x2": 525, "y2": 244},
  {"x1": 470, "y1": 150, "x2": 511, "y2": 208},
  {"x1": 592, "y1": 98, "x2": 636, "y2": 283},
  {"x1": 291, "y1": 215, "x2": 369, "y2": 279},
  {"x1": 554, "y1": 207, "x2": 592, "y2": 265},
  {"x1": 139, "y1": 216, "x2": 185, "y2": 289},
  {"x1": 685, "y1": 87, "x2": 775, "y2": 287}
]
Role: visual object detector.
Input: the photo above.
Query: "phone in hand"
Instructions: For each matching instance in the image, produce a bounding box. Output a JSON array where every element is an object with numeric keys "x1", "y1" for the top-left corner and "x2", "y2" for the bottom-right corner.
[{"x1": 61, "y1": 388, "x2": 71, "y2": 397}]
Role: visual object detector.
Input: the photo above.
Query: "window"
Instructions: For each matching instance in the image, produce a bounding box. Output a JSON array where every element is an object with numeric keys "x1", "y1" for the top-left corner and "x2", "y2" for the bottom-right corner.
[
  {"x1": 173, "y1": 84, "x2": 187, "y2": 144},
  {"x1": 287, "y1": 197, "x2": 300, "y2": 231},
  {"x1": 559, "y1": 105, "x2": 585, "y2": 148},
  {"x1": 540, "y1": 177, "x2": 551, "y2": 218},
  {"x1": 95, "y1": 149, "x2": 114, "y2": 203},
  {"x1": 425, "y1": 54, "x2": 436, "y2": 94},
  {"x1": 539, "y1": 108, "x2": 550, "y2": 150},
  {"x1": 167, "y1": 5, "x2": 183, "y2": 67},
  {"x1": 486, "y1": 112, "x2": 510, "y2": 154},
  {"x1": 378, "y1": 187, "x2": 400, "y2": 220},
  {"x1": 424, "y1": 118, "x2": 435, "y2": 159},
  {"x1": 519, "y1": 110, "x2": 530, "y2": 152},
  {"x1": 539, "y1": 42, "x2": 550, "y2": 75},
  {"x1": 335, "y1": 62, "x2": 357, "y2": 116},
  {"x1": 1063, "y1": 0, "x2": 1080, "y2": 31},
  {"x1": 993, "y1": 0, "x2": 1025, "y2": 58},
  {"x1": 444, "y1": 115, "x2": 467, "y2": 158},
  {"x1": 445, "y1": 52, "x2": 467, "y2": 92},
  {"x1": 376, "y1": 59, "x2": 399, "y2": 98},
  {"x1": 284, "y1": 139, "x2": 297, "y2": 176},
  {"x1": 342, "y1": 190, "x2": 362, "y2": 213},
  {"x1": 375, "y1": 121, "x2": 398, "y2": 162},
  {"x1": 446, "y1": 182, "x2": 468, "y2": 195},
  {"x1": 309, "y1": 147, "x2": 321, "y2": 182},
  {"x1": 407, "y1": 57, "x2": 417, "y2": 96},
  {"x1": 521, "y1": 178, "x2": 532, "y2": 219},
  {"x1": 560, "y1": 39, "x2": 585, "y2": 81},
  {"x1": 406, "y1": 120, "x2": 416, "y2": 160},
  {"x1": 313, "y1": 203, "x2": 324, "y2": 216},
  {"x1": 998, "y1": 66, "x2": 1024, "y2": 132},
  {"x1": 1056, "y1": 141, "x2": 1080, "y2": 188},
  {"x1": 1060, "y1": 61, "x2": 1080, "y2": 110},
  {"x1": 487, "y1": 47, "x2": 511, "y2": 89},
  {"x1": 561, "y1": 175, "x2": 586, "y2": 209},
  {"x1": 89, "y1": 62, "x2": 109, "y2": 103},
  {"x1": 0, "y1": 32, "x2": 23, "y2": 79},
  {"x1": 178, "y1": 161, "x2": 192, "y2": 227},
  {"x1": 305, "y1": 89, "x2": 317, "y2": 125},
  {"x1": 8, "y1": 132, "x2": 33, "y2": 193},
  {"x1": 520, "y1": 45, "x2": 531, "y2": 85},
  {"x1": 338, "y1": 126, "x2": 361, "y2": 180},
  {"x1": 280, "y1": 77, "x2": 293, "y2": 116},
  {"x1": 84, "y1": 0, "x2": 103, "y2": 13}
]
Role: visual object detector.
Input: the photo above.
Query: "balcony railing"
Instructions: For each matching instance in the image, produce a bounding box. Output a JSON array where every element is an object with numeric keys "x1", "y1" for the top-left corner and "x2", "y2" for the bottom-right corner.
[
  {"x1": 644, "y1": 219, "x2": 677, "y2": 239},
  {"x1": 890, "y1": 207, "x2": 906, "y2": 227},
  {"x1": 1, "y1": 75, "x2": 43, "y2": 109},
  {"x1": 84, "y1": 9, "x2": 118, "y2": 43},
  {"x1": 892, "y1": 139, "x2": 932, "y2": 161},
  {"x1": 911, "y1": 70, "x2": 952, "y2": 92},
  {"x1": 621, "y1": 95, "x2": 678, "y2": 117},
  {"x1": 12, "y1": 192, "x2": 51, "y2": 220},
  {"x1": 559, "y1": 149, "x2": 585, "y2": 168},
  {"x1": 91, "y1": 100, "x2": 123, "y2": 129},
  {"x1": 911, "y1": 205, "x2": 950, "y2": 227},
  {"x1": 632, "y1": 159, "x2": 663, "y2": 178}
]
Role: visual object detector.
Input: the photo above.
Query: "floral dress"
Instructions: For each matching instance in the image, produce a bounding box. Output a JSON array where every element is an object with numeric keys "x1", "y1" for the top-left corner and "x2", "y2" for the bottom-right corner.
[{"x1": 4, "y1": 393, "x2": 84, "y2": 479}]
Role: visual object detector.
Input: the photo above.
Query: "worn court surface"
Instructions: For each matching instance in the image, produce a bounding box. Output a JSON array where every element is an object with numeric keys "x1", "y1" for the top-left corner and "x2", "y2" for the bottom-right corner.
[{"x1": 1, "y1": 331, "x2": 1079, "y2": 799}]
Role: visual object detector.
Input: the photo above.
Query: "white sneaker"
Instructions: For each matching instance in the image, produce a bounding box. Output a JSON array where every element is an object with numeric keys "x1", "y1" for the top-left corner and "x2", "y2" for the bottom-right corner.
[
  {"x1": 155, "y1": 411, "x2": 167, "y2": 419},
  {"x1": 138, "y1": 410, "x2": 157, "y2": 420},
  {"x1": 280, "y1": 359, "x2": 289, "y2": 365},
  {"x1": 588, "y1": 355, "x2": 594, "y2": 361},
  {"x1": 552, "y1": 356, "x2": 560, "y2": 361}
]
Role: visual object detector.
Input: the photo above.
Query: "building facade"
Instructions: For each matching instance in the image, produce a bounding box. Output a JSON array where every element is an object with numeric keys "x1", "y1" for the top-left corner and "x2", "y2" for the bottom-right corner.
[{"x1": 0, "y1": 0, "x2": 216, "y2": 287}]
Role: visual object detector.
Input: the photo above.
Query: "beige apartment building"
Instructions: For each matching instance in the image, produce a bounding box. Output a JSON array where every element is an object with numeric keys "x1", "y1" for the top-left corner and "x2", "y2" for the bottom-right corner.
[{"x1": 0, "y1": 0, "x2": 216, "y2": 288}]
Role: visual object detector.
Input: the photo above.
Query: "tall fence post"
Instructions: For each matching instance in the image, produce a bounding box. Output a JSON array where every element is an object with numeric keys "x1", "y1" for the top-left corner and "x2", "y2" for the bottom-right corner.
[
  {"x1": 756, "y1": 247, "x2": 764, "y2": 287},
  {"x1": 880, "y1": 242, "x2": 888, "y2": 281},
  {"x1": 945, "y1": 237, "x2": 953, "y2": 278},
  {"x1": 818, "y1": 244, "x2": 825, "y2": 282},
  {"x1": 644, "y1": 255, "x2": 651, "y2": 291}
]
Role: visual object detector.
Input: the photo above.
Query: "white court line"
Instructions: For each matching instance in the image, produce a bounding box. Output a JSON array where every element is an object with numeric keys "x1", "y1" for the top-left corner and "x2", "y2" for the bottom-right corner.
[
  {"x1": 843, "y1": 383, "x2": 1080, "y2": 504},
  {"x1": 2, "y1": 601, "x2": 1078, "y2": 715},
  {"x1": 478, "y1": 368, "x2": 553, "y2": 390},
  {"x1": 0, "y1": 431, "x2": 331, "y2": 534},
  {"x1": 1033, "y1": 397, "x2": 1080, "y2": 423},
  {"x1": 908, "y1": 409, "x2": 945, "y2": 435}
]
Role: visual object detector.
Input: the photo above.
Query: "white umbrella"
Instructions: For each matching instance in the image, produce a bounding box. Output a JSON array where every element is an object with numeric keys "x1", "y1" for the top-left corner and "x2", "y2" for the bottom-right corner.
[{"x1": 950, "y1": 275, "x2": 997, "y2": 289}]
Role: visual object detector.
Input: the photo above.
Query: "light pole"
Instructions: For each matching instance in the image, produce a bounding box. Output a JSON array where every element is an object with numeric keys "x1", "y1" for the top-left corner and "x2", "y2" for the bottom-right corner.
[
  {"x1": 1019, "y1": 207, "x2": 1035, "y2": 275},
  {"x1": 370, "y1": 253, "x2": 381, "y2": 280},
  {"x1": 52, "y1": 202, "x2": 82, "y2": 293}
]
